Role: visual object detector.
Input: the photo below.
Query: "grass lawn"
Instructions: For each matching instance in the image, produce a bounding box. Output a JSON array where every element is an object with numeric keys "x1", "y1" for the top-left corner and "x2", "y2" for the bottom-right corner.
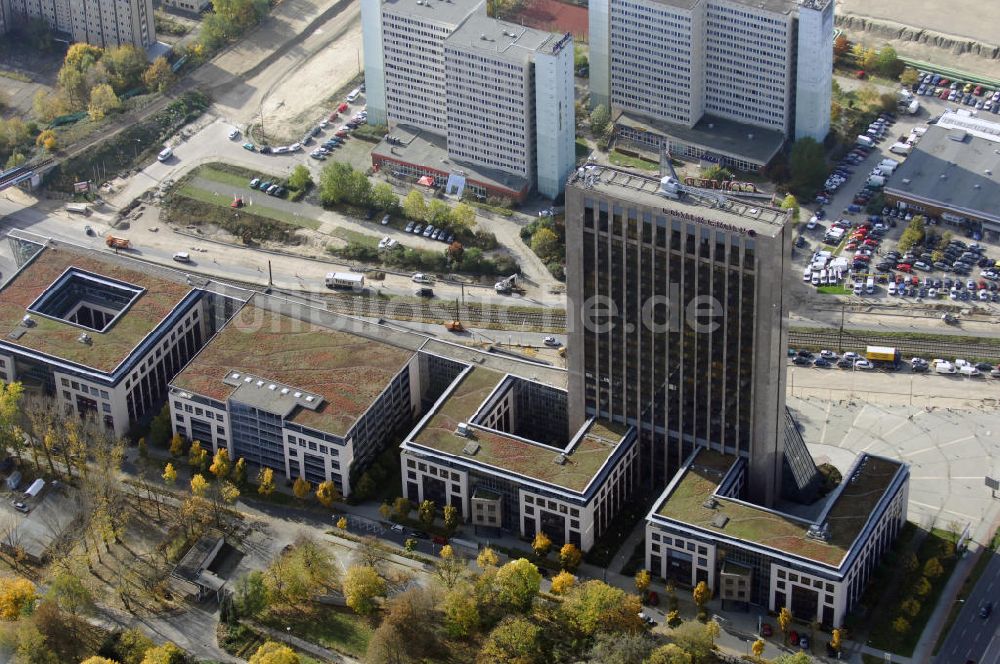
[
  {"x1": 262, "y1": 605, "x2": 374, "y2": 659},
  {"x1": 867, "y1": 527, "x2": 959, "y2": 656},
  {"x1": 609, "y1": 149, "x2": 659, "y2": 172},
  {"x1": 817, "y1": 285, "x2": 852, "y2": 295},
  {"x1": 331, "y1": 226, "x2": 380, "y2": 248},
  {"x1": 176, "y1": 184, "x2": 321, "y2": 230},
  {"x1": 196, "y1": 165, "x2": 262, "y2": 188}
]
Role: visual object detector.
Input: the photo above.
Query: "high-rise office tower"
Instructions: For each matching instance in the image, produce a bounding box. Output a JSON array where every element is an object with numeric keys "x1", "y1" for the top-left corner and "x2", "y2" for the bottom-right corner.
[
  {"x1": 565, "y1": 166, "x2": 791, "y2": 506},
  {"x1": 1, "y1": 0, "x2": 156, "y2": 49}
]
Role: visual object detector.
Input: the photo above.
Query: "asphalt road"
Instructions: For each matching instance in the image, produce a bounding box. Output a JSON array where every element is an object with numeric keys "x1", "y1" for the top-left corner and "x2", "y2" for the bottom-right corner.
[{"x1": 936, "y1": 551, "x2": 1000, "y2": 664}]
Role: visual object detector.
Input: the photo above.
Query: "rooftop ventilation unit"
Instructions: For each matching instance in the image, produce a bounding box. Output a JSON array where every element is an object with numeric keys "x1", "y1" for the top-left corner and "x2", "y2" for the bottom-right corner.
[
  {"x1": 21, "y1": 315, "x2": 34, "y2": 327},
  {"x1": 244, "y1": 377, "x2": 252, "y2": 383},
  {"x1": 305, "y1": 395, "x2": 315, "y2": 402},
  {"x1": 294, "y1": 392, "x2": 302, "y2": 398},
  {"x1": 462, "y1": 441, "x2": 480, "y2": 456},
  {"x1": 231, "y1": 373, "x2": 240, "y2": 380},
  {"x1": 280, "y1": 388, "x2": 289, "y2": 395},
  {"x1": 553, "y1": 454, "x2": 567, "y2": 465},
  {"x1": 268, "y1": 384, "x2": 276, "y2": 390},
  {"x1": 455, "y1": 422, "x2": 470, "y2": 437},
  {"x1": 711, "y1": 514, "x2": 729, "y2": 529},
  {"x1": 78, "y1": 333, "x2": 92, "y2": 345},
  {"x1": 806, "y1": 523, "x2": 831, "y2": 542},
  {"x1": 702, "y1": 498, "x2": 718, "y2": 509}
]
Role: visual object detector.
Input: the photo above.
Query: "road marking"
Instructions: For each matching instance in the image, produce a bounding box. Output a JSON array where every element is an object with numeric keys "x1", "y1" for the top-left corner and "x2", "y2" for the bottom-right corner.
[
  {"x1": 907, "y1": 434, "x2": 976, "y2": 457},
  {"x1": 819, "y1": 401, "x2": 832, "y2": 444}
]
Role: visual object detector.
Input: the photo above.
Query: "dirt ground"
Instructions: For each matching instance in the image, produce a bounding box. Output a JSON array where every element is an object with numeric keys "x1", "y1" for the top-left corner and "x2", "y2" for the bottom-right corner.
[{"x1": 837, "y1": 0, "x2": 993, "y2": 47}]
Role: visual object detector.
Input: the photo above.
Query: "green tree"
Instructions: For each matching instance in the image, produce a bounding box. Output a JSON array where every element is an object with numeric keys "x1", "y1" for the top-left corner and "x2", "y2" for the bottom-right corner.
[
  {"x1": 789, "y1": 138, "x2": 827, "y2": 198},
  {"x1": 232, "y1": 457, "x2": 247, "y2": 488},
  {"x1": 914, "y1": 576, "x2": 932, "y2": 597},
  {"x1": 531, "y1": 531, "x2": 552, "y2": 559},
  {"x1": 559, "y1": 543, "x2": 582, "y2": 572},
  {"x1": 142, "y1": 56, "x2": 176, "y2": 93},
  {"x1": 0, "y1": 382, "x2": 24, "y2": 465},
  {"x1": 494, "y1": 558, "x2": 542, "y2": 613},
  {"x1": 772, "y1": 654, "x2": 813, "y2": 664},
  {"x1": 924, "y1": 557, "x2": 944, "y2": 578},
  {"x1": 169, "y1": 432, "x2": 185, "y2": 457},
  {"x1": 87, "y1": 83, "x2": 121, "y2": 120},
  {"x1": 900, "y1": 67, "x2": 920, "y2": 87},
  {"x1": 233, "y1": 570, "x2": 269, "y2": 617},
  {"x1": 892, "y1": 616, "x2": 910, "y2": 634},
  {"x1": 450, "y1": 202, "x2": 476, "y2": 230},
  {"x1": 561, "y1": 580, "x2": 643, "y2": 636},
  {"x1": 590, "y1": 104, "x2": 611, "y2": 137},
  {"x1": 701, "y1": 164, "x2": 733, "y2": 182},
  {"x1": 113, "y1": 627, "x2": 154, "y2": 664},
  {"x1": 530, "y1": 227, "x2": 560, "y2": 259},
  {"x1": 319, "y1": 162, "x2": 371, "y2": 207},
  {"x1": 46, "y1": 568, "x2": 94, "y2": 617},
  {"x1": 427, "y1": 198, "x2": 450, "y2": 225},
  {"x1": 588, "y1": 632, "x2": 655, "y2": 664},
  {"x1": 478, "y1": 616, "x2": 542, "y2": 664},
  {"x1": 248, "y1": 641, "x2": 299, "y2": 664},
  {"x1": 780, "y1": 194, "x2": 801, "y2": 222},
  {"x1": 670, "y1": 622, "x2": 715, "y2": 664},
  {"x1": 403, "y1": 190, "x2": 427, "y2": 220},
  {"x1": 288, "y1": 164, "x2": 313, "y2": 192},
  {"x1": 646, "y1": 643, "x2": 693, "y2": 664},
  {"x1": 443, "y1": 504, "x2": 460, "y2": 533},
  {"x1": 875, "y1": 45, "x2": 904, "y2": 78},
  {"x1": 393, "y1": 496, "x2": 412, "y2": 521},
  {"x1": 371, "y1": 182, "x2": 398, "y2": 212},
  {"x1": 263, "y1": 535, "x2": 338, "y2": 606},
  {"x1": 343, "y1": 565, "x2": 386, "y2": 616},
  {"x1": 104, "y1": 44, "x2": 147, "y2": 91},
  {"x1": 901, "y1": 597, "x2": 921, "y2": 617},
  {"x1": 443, "y1": 581, "x2": 480, "y2": 637}
]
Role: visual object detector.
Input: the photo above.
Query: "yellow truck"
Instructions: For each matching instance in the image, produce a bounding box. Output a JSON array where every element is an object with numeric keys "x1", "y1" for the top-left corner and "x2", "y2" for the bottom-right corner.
[{"x1": 866, "y1": 346, "x2": 898, "y2": 363}]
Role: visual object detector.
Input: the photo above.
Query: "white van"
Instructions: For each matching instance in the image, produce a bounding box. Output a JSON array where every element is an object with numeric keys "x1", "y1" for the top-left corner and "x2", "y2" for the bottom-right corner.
[
  {"x1": 811, "y1": 272, "x2": 821, "y2": 286},
  {"x1": 803, "y1": 266, "x2": 812, "y2": 282},
  {"x1": 959, "y1": 365, "x2": 981, "y2": 377},
  {"x1": 157, "y1": 147, "x2": 172, "y2": 162},
  {"x1": 173, "y1": 252, "x2": 191, "y2": 263},
  {"x1": 935, "y1": 361, "x2": 957, "y2": 374},
  {"x1": 853, "y1": 281, "x2": 864, "y2": 295},
  {"x1": 820, "y1": 269, "x2": 829, "y2": 285},
  {"x1": 888, "y1": 282, "x2": 897, "y2": 296},
  {"x1": 866, "y1": 277, "x2": 875, "y2": 294},
  {"x1": 346, "y1": 87, "x2": 362, "y2": 103}
]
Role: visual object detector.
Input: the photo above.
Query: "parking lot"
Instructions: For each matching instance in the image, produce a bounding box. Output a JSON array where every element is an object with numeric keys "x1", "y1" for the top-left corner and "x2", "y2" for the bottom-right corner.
[{"x1": 791, "y1": 91, "x2": 1000, "y2": 319}]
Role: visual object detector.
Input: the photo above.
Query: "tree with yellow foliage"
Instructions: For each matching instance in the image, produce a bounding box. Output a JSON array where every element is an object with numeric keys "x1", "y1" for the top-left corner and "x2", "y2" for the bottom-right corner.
[
  {"x1": 634, "y1": 569, "x2": 651, "y2": 594},
  {"x1": 550, "y1": 570, "x2": 576, "y2": 595},
  {"x1": 315, "y1": 480, "x2": 339, "y2": 508},
  {"x1": 87, "y1": 83, "x2": 121, "y2": 121},
  {"x1": 162, "y1": 462, "x2": 177, "y2": 486},
  {"x1": 531, "y1": 531, "x2": 552, "y2": 559},
  {"x1": 477, "y1": 547, "x2": 500, "y2": 569},
  {"x1": 190, "y1": 473, "x2": 209, "y2": 497},
  {"x1": 248, "y1": 641, "x2": 300, "y2": 664},
  {"x1": 559, "y1": 542, "x2": 582, "y2": 572},
  {"x1": 336, "y1": 516, "x2": 348, "y2": 530},
  {"x1": 141, "y1": 642, "x2": 185, "y2": 664},
  {"x1": 292, "y1": 477, "x2": 311, "y2": 501},
  {"x1": 257, "y1": 467, "x2": 275, "y2": 496},
  {"x1": 0, "y1": 577, "x2": 36, "y2": 620},
  {"x1": 80, "y1": 658, "x2": 120, "y2": 664},
  {"x1": 751, "y1": 639, "x2": 765, "y2": 661},
  {"x1": 188, "y1": 440, "x2": 208, "y2": 472},
  {"x1": 169, "y1": 433, "x2": 184, "y2": 457},
  {"x1": 209, "y1": 448, "x2": 230, "y2": 479}
]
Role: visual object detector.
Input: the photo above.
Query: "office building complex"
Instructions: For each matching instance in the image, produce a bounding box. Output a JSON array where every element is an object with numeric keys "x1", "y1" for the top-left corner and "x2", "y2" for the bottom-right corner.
[
  {"x1": 589, "y1": 0, "x2": 833, "y2": 170},
  {"x1": 0, "y1": 0, "x2": 157, "y2": 49},
  {"x1": 0, "y1": 235, "x2": 231, "y2": 438},
  {"x1": 565, "y1": 165, "x2": 791, "y2": 506},
  {"x1": 363, "y1": 0, "x2": 576, "y2": 199},
  {"x1": 646, "y1": 447, "x2": 908, "y2": 628},
  {"x1": 402, "y1": 367, "x2": 638, "y2": 551}
]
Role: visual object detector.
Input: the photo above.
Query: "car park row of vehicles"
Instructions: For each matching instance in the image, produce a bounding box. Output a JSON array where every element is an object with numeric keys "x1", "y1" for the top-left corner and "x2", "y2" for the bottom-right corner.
[
  {"x1": 403, "y1": 220, "x2": 455, "y2": 244},
  {"x1": 913, "y1": 72, "x2": 1000, "y2": 114},
  {"x1": 247, "y1": 177, "x2": 287, "y2": 198},
  {"x1": 789, "y1": 348, "x2": 1000, "y2": 378}
]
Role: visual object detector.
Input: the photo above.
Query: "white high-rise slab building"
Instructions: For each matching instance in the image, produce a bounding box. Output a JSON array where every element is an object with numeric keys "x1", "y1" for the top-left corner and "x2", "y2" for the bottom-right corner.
[
  {"x1": 590, "y1": 0, "x2": 833, "y2": 166},
  {"x1": 362, "y1": 0, "x2": 576, "y2": 199},
  {"x1": 0, "y1": 0, "x2": 156, "y2": 49}
]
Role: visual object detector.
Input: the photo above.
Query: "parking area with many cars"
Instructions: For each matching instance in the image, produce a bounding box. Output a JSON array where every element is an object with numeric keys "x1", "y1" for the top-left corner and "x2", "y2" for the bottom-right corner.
[{"x1": 789, "y1": 347, "x2": 1000, "y2": 378}]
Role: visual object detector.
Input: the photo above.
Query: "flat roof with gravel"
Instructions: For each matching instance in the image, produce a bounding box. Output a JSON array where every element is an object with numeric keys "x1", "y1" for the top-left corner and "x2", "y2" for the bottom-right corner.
[
  {"x1": 654, "y1": 447, "x2": 904, "y2": 567},
  {"x1": 408, "y1": 366, "x2": 629, "y2": 492},
  {"x1": 0, "y1": 244, "x2": 195, "y2": 373},
  {"x1": 446, "y1": 13, "x2": 556, "y2": 64},
  {"x1": 172, "y1": 305, "x2": 415, "y2": 437}
]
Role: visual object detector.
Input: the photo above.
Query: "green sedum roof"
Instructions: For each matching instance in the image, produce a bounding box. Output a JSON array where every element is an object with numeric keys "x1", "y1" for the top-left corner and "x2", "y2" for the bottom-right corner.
[
  {"x1": 410, "y1": 367, "x2": 628, "y2": 492},
  {"x1": 0, "y1": 246, "x2": 193, "y2": 373},
  {"x1": 172, "y1": 306, "x2": 414, "y2": 437},
  {"x1": 656, "y1": 448, "x2": 902, "y2": 567}
]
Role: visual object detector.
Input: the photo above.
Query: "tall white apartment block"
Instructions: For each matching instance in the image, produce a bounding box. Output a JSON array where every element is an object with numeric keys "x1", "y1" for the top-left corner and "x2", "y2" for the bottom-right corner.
[
  {"x1": 360, "y1": 0, "x2": 388, "y2": 126},
  {"x1": 364, "y1": 0, "x2": 577, "y2": 198},
  {"x1": 794, "y1": 0, "x2": 834, "y2": 141},
  {"x1": 377, "y1": 0, "x2": 481, "y2": 134},
  {"x1": 533, "y1": 33, "x2": 577, "y2": 198},
  {"x1": 2, "y1": 0, "x2": 156, "y2": 49},
  {"x1": 591, "y1": 0, "x2": 832, "y2": 139}
]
